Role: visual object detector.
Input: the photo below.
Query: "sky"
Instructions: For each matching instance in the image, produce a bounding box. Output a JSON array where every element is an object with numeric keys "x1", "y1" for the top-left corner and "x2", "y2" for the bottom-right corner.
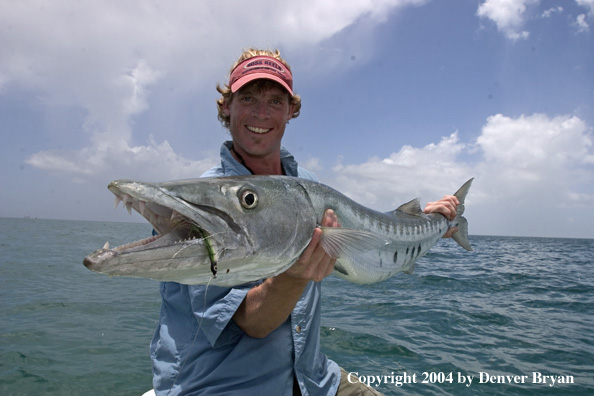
[{"x1": 1, "y1": 0, "x2": 593, "y2": 239}]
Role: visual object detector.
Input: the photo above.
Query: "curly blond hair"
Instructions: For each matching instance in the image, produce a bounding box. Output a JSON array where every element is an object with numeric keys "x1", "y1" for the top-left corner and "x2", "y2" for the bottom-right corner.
[{"x1": 216, "y1": 48, "x2": 302, "y2": 129}]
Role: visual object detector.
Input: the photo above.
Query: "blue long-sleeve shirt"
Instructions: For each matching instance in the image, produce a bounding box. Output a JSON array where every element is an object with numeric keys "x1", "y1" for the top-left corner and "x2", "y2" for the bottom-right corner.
[{"x1": 150, "y1": 141, "x2": 340, "y2": 395}]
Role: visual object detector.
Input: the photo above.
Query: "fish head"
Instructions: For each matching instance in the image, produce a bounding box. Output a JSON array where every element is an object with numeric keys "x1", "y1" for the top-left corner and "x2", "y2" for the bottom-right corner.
[{"x1": 84, "y1": 176, "x2": 318, "y2": 286}]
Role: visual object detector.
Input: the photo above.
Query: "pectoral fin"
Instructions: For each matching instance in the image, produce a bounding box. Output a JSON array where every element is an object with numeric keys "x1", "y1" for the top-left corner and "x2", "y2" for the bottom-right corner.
[{"x1": 318, "y1": 227, "x2": 389, "y2": 259}]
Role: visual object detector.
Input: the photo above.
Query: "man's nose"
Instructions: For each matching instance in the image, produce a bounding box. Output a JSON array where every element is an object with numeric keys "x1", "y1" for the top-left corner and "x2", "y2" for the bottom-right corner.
[{"x1": 252, "y1": 102, "x2": 270, "y2": 118}]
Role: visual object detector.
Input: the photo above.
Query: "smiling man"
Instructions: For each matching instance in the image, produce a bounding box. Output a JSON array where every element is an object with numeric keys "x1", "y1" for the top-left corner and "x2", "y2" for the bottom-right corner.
[
  {"x1": 220, "y1": 54, "x2": 297, "y2": 176},
  {"x1": 149, "y1": 48, "x2": 457, "y2": 396}
]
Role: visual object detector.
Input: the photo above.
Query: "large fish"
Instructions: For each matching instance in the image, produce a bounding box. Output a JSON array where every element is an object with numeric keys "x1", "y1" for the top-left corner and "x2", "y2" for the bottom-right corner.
[{"x1": 83, "y1": 176, "x2": 473, "y2": 287}]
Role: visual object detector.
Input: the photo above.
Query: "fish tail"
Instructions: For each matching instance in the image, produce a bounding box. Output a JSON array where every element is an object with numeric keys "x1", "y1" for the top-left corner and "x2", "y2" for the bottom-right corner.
[
  {"x1": 452, "y1": 216, "x2": 472, "y2": 251},
  {"x1": 451, "y1": 178, "x2": 474, "y2": 251}
]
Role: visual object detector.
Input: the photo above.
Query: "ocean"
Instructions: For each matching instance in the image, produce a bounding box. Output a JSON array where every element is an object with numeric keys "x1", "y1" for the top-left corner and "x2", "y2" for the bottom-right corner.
[{"x1": 1, "y1": 217, "x2": 593, "y2": 395}]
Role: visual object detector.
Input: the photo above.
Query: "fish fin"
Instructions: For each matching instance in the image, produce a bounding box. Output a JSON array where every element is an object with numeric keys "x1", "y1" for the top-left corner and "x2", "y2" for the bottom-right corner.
[
  {"x1": 319, "y1": 227, "x2": 389, "y2": 259},
  {"x1": 392, "y1": 198, "x2": 423, "y2": 216},
  {"x1": 454, "y1": 178, "x2": 473, "y2": 205},
  {"x1": 450, "y1": 178, "x2": 474, "y2": 251},
  {"x1": 451, "y1": 216, "x2": 473, "y2": 251}
]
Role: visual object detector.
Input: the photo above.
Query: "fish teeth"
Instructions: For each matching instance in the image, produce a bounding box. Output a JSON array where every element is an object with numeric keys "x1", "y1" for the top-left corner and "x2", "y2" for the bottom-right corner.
[
  {"x1": 103, "y1": 241, "x2": 110, "y2": 250},
  {"x1": 114, "y1": 196, "x2": 122, "y2": 209},
  {"x1": 139, "y1": 201, "x2": 146, "y2": 216},
  {"x1": 126, "y1": 202, "x2": 132, "y2": 215},
  {"x1": 122, "y1": 194, "x2": 131, "y2": 206}
]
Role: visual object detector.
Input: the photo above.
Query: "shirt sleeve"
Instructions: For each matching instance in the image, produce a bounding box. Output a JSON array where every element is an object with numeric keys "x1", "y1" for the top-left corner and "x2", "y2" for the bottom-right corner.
[{"x1": 187, "y1": 281, "x2": 260, "y2": 348}]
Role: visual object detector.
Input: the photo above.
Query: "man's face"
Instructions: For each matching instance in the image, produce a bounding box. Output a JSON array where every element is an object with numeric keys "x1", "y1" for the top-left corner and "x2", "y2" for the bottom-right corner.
[{"x1": 223, "y1": 81, "x2": 294, "y2": 159}]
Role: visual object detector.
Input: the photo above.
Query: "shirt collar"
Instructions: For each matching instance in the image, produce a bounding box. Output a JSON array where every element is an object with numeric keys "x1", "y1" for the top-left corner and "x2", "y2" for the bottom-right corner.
[{"x1": 220, "y1": 140, "x2": 299, "y2": 177}]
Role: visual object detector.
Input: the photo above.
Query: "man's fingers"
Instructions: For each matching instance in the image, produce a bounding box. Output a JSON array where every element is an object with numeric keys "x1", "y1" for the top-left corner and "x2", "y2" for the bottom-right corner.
[
  {"x1": 286, "y1": 209, "x2": 340, "y2": 282},
  {"x1": 321, "y1": 209, "x2": 339, "y2": 227},
  {"x1": 443, "y1": 227, "x2": 458, "y2": 238},
  {"x1": 424, "y1": 195, "x2": 459, "y2": 221},
  {"x1": 300, "y1": 227, "x2": 322, "y2": 262}
]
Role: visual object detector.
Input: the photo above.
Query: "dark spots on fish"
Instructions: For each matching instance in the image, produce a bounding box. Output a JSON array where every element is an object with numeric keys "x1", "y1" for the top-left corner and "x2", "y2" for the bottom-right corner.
[
  {"x1": 226, "y1": 269, "x2": 230, "y2": 274},
  {"x1": 406, "y1": 247, "x2": 409, "y2": 255},
  {"x1": 379, "y1": 258, "x2": 383, "y2": 267},
  {"x1": 411, "y1": 246, "x2": 416, "y2": 258},
  {"x1": 416, "y1": 245, "x2": 422, "y2": 258},
  {"x1": 334, "y1": 262, "x2": 349, "y2": 276},
  {"x1": 393, "y1": 251, "x2": 398, "y2": 263}
]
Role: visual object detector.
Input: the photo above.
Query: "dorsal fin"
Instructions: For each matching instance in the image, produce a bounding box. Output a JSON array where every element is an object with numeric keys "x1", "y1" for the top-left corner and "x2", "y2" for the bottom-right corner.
[{"x1": 392, "y1": 198, "x2": 423, "y2": 216}]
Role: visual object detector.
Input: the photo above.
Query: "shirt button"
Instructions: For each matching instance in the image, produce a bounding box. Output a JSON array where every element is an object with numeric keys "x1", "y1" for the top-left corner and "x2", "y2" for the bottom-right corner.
[{"x1": 295, "y1": 325, "x2": 301, "y2": 333}]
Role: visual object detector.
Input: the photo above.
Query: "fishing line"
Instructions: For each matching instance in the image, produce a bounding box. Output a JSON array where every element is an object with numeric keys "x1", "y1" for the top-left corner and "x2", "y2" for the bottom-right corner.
[
  {"x1": 165, "y1": 276, "x2": 213, "y2": 396},
  {"x1": 171, "y1": 237, "x2": 207, "y2": 259},
  {"x1": 172, "y1": 231, "x2": 220, "y2": 278}
]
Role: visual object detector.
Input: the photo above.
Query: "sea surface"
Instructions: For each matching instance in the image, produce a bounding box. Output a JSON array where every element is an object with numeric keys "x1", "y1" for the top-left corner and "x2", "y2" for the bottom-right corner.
[{"x1": 1, "y1": 217, "x2": 593, "y2": 395}]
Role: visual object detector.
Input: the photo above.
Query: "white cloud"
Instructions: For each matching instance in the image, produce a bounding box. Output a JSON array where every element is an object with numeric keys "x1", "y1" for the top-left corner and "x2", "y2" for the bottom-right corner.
[
  {"x1": 541, "y1": 7, "x2": 563, "y2": 18},
  {"x1": 327, "y1": 113, "x2": 594, "y2": 214},
  {"x1": 475, "y1": 113, "x2": 594, "y2": 206},
  {"x1": 477, "y1": 114, "x2": 592, "y2": 168},
  {"x1": 477, "y1": 0, "x2": 538, "y2": 40},
  {"x1": 576, "y1": 0, "x2": 594, "y2": 16},
  {"x1": 26, "y1": 137, "x2": 218, "y2": 182},
  {"x1": 0, "y1": 0, "x2": 429, "y2": 184},
  {"x1": 575, "y1": 14, "x2": 590, "y2": 32},
  {"x1": 331, "y1": 132, "x2": 473, "y2": 210},
  {"x1": 303, "y1": 157, "x2": 324, "y2": 173},
  {"x1": 574, "y1": 0, "x2": 593, "y2": 32}
]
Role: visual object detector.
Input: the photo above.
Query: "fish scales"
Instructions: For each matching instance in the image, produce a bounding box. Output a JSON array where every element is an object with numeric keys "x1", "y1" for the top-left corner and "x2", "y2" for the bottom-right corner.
[{"x1": 83, "y1": 176, "x2": 473, "y2": 286}]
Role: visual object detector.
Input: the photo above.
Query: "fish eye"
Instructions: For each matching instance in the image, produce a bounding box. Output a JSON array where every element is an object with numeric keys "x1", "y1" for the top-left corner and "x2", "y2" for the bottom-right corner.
[{"x1": 240, "y1": 189, "x2": 258, "y2": 209}]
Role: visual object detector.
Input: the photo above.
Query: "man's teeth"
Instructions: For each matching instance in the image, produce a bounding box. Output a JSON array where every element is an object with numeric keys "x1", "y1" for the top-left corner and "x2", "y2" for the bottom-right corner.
[{"x1": 247, "y1": 126, "x2": 270, "y2": 134}]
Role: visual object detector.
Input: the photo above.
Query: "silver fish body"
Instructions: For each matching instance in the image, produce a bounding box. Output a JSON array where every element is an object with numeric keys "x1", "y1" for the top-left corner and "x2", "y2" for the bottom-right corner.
[{"x1": 83, "y1": 176, "x2": 473, "y2": 286}]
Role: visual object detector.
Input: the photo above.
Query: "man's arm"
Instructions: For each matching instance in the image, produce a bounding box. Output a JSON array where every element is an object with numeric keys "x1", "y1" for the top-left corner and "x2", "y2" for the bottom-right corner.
[{"x1": 232, "y1": 210, "x2": 339, "y2": 338}]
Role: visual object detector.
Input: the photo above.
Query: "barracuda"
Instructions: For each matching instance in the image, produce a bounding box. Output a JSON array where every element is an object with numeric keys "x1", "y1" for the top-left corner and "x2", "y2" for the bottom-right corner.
[{"x1": 83, "y1": 176, "x2": 473, "y2": 287}]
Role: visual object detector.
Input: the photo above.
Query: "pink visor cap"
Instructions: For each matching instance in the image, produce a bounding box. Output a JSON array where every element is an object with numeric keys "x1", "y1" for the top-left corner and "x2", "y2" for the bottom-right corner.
[{"x1": 229, "y1": 56, "x2": 293, "y2": 95}]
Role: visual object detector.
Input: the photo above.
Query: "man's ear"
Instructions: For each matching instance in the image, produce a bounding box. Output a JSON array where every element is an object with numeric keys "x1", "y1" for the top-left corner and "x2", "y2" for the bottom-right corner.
[
  {"x1": 222, "y1": 98, "x2": 232, "y2": 116},
  {"x1": 223, "y1": 96, "x2": 233, "y2": 117}
]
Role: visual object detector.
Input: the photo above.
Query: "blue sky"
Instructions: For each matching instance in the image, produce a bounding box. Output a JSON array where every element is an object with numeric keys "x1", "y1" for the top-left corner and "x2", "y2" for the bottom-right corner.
[{"x1": 1, "y1": 0, "x2": 593, "y2": 238}]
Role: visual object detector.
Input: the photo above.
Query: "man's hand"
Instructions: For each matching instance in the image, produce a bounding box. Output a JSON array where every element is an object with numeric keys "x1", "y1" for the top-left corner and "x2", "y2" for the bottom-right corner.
[
  {"x1": 284, "y1": 209, "x2": 340, "y2": 282},
  {"x1": 424, "y1": 195, "x2": 459, "y2": 238}
]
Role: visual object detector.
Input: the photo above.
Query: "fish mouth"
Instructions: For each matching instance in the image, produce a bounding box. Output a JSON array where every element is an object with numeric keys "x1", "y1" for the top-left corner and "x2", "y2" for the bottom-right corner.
[
  {"x1": 99, "y1": 188, "x2": 210, "y2": 256},
  {"x1": 99, "y1": 222, "x2": 206, "y2": 254}
]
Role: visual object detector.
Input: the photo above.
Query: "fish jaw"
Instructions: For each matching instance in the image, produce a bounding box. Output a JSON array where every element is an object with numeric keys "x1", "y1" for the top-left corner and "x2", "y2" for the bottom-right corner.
[{"x1": 83, "y1": 236, "x2": 214, "y2": 284}]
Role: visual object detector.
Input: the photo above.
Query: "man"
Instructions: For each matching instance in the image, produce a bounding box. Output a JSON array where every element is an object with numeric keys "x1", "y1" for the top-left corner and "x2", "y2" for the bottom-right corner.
[{"x1": 150, "y1": 48, "x2": 459, "y2": 396}]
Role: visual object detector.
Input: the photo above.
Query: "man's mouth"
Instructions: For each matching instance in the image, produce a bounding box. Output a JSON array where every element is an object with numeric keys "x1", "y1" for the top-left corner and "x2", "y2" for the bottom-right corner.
[{"x1": 246, "y1": 125, "x2": 271, "y2": 134}]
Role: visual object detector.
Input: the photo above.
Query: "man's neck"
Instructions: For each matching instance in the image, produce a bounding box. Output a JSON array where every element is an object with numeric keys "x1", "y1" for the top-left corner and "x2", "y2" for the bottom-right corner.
[{"x1": 230, "y1": 145, "x2": 283, "y2": 175}]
